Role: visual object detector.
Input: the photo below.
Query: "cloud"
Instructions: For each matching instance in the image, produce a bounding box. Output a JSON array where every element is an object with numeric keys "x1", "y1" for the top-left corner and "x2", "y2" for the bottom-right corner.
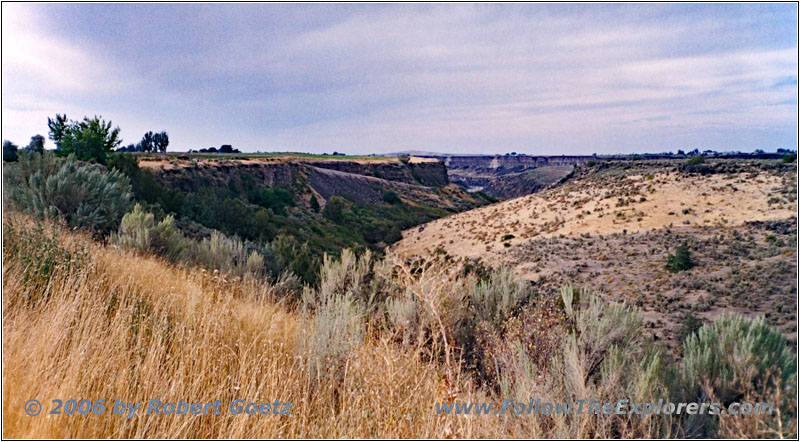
[{"x1": 1, "y1": 3, "x2": 796, "y2": 153}]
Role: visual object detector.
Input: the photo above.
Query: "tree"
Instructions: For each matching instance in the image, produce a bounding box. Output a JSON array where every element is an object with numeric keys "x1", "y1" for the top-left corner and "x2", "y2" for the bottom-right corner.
[
  {"x1": 3, "y1": 140, "x2": 18, "y2": 162},
  {"x1": 323, "y1": 196, "x2": 346, "y2": 223},
  {"x1": 220, "y1": 144, "x2": 233, "y2": 153},
  {"x1": 26, "y1": 135, "x2": 45, "y2": 153},
  {"x1": 139, "y1": 131, "x2": 155, "y2": 153},
  {"x1": 665, "y1": 242, "x2": 695, "y2": 272},
  {"x1": 47, "y1": 114, "x2": 121, "y2": 163},
  {"x1": 153, "y1": 131, "x2": 169, "y2": 153}
]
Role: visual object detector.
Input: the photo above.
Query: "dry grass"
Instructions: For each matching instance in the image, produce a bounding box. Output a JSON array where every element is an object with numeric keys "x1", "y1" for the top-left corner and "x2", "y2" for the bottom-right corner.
[
  {"x1": 1, "y1": 216, "x2": 486, "y2": 438},
  {"x1": 4, "y1": 213, "x2": 794, "y2": 438}
]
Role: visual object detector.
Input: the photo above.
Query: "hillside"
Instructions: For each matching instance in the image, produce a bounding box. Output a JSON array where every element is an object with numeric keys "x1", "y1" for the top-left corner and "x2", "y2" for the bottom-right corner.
[
  {"x1": 4, "y1": 153, "x2": 797, "y2": 438},
  {"x1": 111, "y1": 154, "x2": 492, "y2": 283},
  {"x1": 394, "y1": 159, "x2": 798, "y2": 348}
]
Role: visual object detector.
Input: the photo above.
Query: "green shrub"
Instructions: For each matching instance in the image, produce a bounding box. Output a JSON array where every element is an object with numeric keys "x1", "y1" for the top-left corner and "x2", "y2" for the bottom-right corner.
[
  {"x1": 382, "y1": 190, "x2": 402, "y2": 205},
  {"x1": 322, "y1": 196, "x2": 346, "y2": 223},
  {"x1": 470, "y1": 266, "x2": 530, "y2": 331},
  {"x1": 687, "y1": 155, "x2": 705, "y2": 166},
  {"x1": 501, "y1": 234, "x2": 515, "y2": 241},
  {"x1": 272, "y1": 234, "x2": 318, "y2": 286},
  {"x1": 48, "y1": 114, "x2": 121, "y2": 164},
  {"x1": 782, "y1": 153, "x2": 796, "y2": 163},
  {"x1": 666, "y1": 242, "x2": 695, "y2": 272},
  {"x1": 682, "y1": 313, "x2": 796, "y2": 405},
  {"x1": 677, "y1": 311, "x2": 704, "y2": 344},
  {"x1": 112, "y1": 204, "x2": 187, "y2": 261},
  {"x1": 4, "y1": 154, "x2": 132, "y2": 234}
]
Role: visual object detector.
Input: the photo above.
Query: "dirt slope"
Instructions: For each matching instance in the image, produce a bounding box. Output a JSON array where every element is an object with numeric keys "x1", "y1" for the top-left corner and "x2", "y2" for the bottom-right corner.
[{"x1": 393, "y1": 159, "x2": 798, "y2": 349}]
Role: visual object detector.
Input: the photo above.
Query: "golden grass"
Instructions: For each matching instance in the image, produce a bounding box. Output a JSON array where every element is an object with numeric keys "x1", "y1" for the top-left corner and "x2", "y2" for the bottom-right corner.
[
  {"x1": 4, "y1": 215, "x2": 794, "y2": 438},
  {"x1": 0, "y1": 216, "x2": 506, "y2": 438}
]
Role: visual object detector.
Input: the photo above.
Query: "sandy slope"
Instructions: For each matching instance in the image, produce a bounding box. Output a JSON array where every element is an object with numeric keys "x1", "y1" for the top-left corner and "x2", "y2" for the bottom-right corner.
[{"x1": 393, "y1": 169, "x2": 797, "y2": 269}]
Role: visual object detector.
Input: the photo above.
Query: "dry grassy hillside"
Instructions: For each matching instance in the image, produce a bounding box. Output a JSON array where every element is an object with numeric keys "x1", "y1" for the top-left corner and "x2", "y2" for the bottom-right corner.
[{"x1": 394, "y1": 159, "x2": 798, "y2": 347}]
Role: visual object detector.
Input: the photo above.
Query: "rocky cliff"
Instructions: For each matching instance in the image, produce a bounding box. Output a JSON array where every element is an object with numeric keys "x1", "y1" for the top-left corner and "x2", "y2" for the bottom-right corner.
[{"x1": 425, "y1": 154, "x2": 592, "y2": 198}]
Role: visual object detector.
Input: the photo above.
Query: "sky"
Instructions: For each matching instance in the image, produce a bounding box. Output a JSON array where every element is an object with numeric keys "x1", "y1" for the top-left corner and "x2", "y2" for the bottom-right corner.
[{"x1": 2, "y1": 3, "x2": 797, "y2": 155}]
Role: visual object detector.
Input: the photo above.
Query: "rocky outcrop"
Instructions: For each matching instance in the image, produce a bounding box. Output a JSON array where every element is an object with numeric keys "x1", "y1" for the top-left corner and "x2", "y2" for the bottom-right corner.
[
  {"x1": 154, "y1": 161, "x2": 297, "y2": 193},
  {"x1": 305, "y1": 160, "x2": 448, "y2": 187},
  {"x1": 482, "y1": 165, "x2": 576, "y2": 199},
  {"x1": 424, "y1": 155, "x2": 593, "y2": 198}
]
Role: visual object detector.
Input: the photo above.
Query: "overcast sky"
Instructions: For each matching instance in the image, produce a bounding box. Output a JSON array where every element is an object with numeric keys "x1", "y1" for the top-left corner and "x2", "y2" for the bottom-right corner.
[{"x1": 2, "y1": 3, "x2": 797, "y2": 154}]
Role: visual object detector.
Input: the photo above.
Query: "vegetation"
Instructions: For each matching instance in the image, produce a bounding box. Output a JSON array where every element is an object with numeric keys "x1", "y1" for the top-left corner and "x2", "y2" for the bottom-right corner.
[
  {"x1": 665, "y1": 242, "x2": 695, "y2": 273},
  {"x1": 48, "y1": 114, "x2": 122, "y2": 163},
  {"x1": 3, "y1": 216, "x2": 795, "y2": 438},
  {"x1": 4, "y1": 152, "x2": 132, "y2": 234},
  {"x1": 687, "y1": 155, "x2": 706, "y2": 165},
  {"x1": 3, "y1": 140, "x2": 18, "y2": 162}
]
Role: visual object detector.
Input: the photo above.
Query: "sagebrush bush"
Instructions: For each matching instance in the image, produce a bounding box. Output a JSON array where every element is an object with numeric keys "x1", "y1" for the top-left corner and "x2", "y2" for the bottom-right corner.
[
  {"x1": 682, "y1": 313, "x2": 796, "y2": 405},
  {"x1": 4, "y1": 153, "x2": 131, "y2": 233},
  {"x1": 470, "y1": 266, "x2": 530, "y2": 331},
  {"x1": 188, "y1": 230, "x2": 268, "y2": 279},
  {"x1": 298, "y1": 250, "x2": 367, "y2": 384},
  {"x1": 112, "y1": 203, "x2": 186, "y2": 261}
]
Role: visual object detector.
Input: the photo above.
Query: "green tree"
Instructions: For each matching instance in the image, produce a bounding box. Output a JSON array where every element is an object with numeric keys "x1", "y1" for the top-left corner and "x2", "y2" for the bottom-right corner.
[
  {"x1": 3, "y1": 140, "x2": 18, "y2": 162},
  {"x1": 47, "y1": 114, "x2": 121, "y2": 163},
  {"x1": 26, "y1": 135, "x2": 45, "y2": 154},
  {"x1": 666, "y1": 242, "x2": 695, "y2": 272},
  {"x1": 153, "y1": 131, "x2": 169, "y2": 153},
  {"x1": 323, "y1": 196, "x2": 346, "y2": 223},
  {"x1": 139, "y1": 131, "x2": 155, "y2": 153}
]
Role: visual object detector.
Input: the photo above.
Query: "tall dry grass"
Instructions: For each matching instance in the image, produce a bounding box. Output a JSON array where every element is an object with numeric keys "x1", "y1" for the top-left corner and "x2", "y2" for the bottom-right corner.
[
  {"x1": 1, "y1": 215, "x2": 501, "y2": 438},
  {"x1": 3, "y1": 214, "x2": 795, "y2": 438}
]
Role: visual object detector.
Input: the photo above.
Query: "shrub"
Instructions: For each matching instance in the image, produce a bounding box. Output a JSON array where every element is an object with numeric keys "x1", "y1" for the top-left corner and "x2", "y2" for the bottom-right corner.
[
  {"x1": 112, "y1": 204, "x2": 187, "y2": 261},
  {"x1": 782, "y1": 153, "x2": 796, "y2": 163},
  {"x1": 470, "y1": 266, "x2": 530, "y2": 331},
  {"x1": 382, "y1": 190, "x2": 402, "y2": 205},
  {"x1": 682, "y1": 314, "x2": 796, "y2": 405},
  {"x1": 309, "y1": 195, "x2": 320, "y2": 213},
  {"x1": 677, "y1": 311, "x2": 704, "y2": 344},
  {"x1": 501, "y1": 234, "x2": 515, "y2": 241},
  {"x1": 298, "y1": 250, "x2": 367, "y2": 384},
  {"x1": 687, "y1": 155, "x2": 705, "y2": 165},
  {"x1": 272, "y1": 234, "x2": 318, "y2": 286},
  {"x1": 4, "y1": 154, "x2": 132, "y2": 234},
  {"x1": 322, "y1": 196, "x2": 346, "y2": 223},
  {"x1": 48, "y1": 114, "x2": 121, "y2": 163},
  {"x1": 187, "y1": 230, "x2": 267, "y2": 279},
  {"x1": 666, "y1": 242, "x2": 695, "y2": 272}
]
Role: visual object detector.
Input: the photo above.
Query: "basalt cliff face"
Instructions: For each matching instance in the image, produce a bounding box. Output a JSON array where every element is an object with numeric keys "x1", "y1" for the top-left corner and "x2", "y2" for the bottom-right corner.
[
  {"x1": 140, "y1": 156, "x2": 478, "y2": 211},
  {"x1": 429, "y1": 155, "x2": 592, "y2": 199}
]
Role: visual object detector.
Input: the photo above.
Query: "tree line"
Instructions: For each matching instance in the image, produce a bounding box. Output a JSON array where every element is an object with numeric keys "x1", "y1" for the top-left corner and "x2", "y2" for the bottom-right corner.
[{"x1": 3, "y1": 114, "x2": 169, "y2": 164}]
